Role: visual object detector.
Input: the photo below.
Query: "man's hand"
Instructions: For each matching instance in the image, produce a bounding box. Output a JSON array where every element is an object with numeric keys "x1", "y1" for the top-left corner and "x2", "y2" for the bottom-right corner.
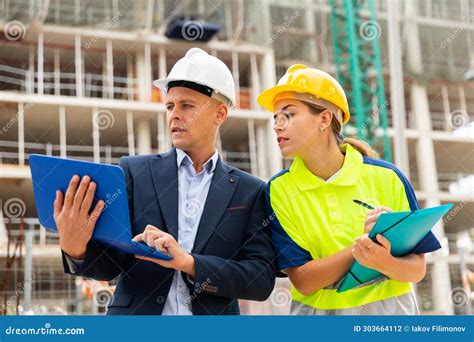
[
  {"x1": 54, "y1": 175, "x2": 105, "y2": 260},
  {"x1": 364, "y1": 206, "x2": 393, "y2": 234},
  {"x1": 133, "y1": 225, "x2": 195, "y2": 278},
  {"x1": 352, "y1": 234, "x2": 396, "y2": 275}
]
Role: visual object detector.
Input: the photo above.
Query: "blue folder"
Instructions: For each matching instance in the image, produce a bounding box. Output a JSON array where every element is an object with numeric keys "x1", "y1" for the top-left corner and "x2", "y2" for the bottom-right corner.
[
  {"x1": 337, "y1": 203, "x2": 453, "y2": 292},
  {"x1": 29, "y1": 154, "x2": 172, "y2": 261}
]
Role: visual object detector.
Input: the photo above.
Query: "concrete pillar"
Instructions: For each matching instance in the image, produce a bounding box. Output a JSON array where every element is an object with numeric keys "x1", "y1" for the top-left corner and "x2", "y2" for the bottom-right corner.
[
  {"x1": 387, "y1": 0, "x2": 409, "y2": 176},
  {"x1": 37, "y1": 32, "x2": 44, "y2": 95},
  {"x1": 232, "y1": 52, "x2": 240, "y2": 108},
  {"x1": 54, "y1": 49, "x2": 60, "y2": 96},
  {"x1": 412, "y1": 83, "x2": 453, "y2": 314},
  {"x1": 405, "y1": 0, "x2": 453, "y2": 314},
  {"x1": 158, "y1": 47, "x2": 167, "y2": 79},
  {"x1": 256, "y1": 122, "x2": 268, "y2": 179},
  {"x1": 261, "y1": 49, "x2": 282, "y2": 177},
  {"x1": 404, "y1": 2, "x2": 423, "y2": 77},
  {"x1": 92, "y1": 108, "x2": 101, "y2": 163},
  {"x1": 247, "y1": 119, "x2": 258, "y2": 176},
  {"x1": 157, "y1": 112, "x2": 170, "y2": 153},
  {"x1": 126, "y1": 111, "x2": 135, "y2": 156},
  {"x1": 23, "y1": 230, "x2": 33, "y2": 312},
  {"x1": 249, "y1": 54, "x2": 260, "y2": 110},
  {"x1": 135, "y1": 50, "x2": 147, "y2": 102},
  {"x1": 106, "y1": 40, "x2": 114, "y2": 99},
  {"x1": 143, "y1": 43, "x2": 152, "y2": 102},
  {"x1": 137, "y1": 118, "x2": 151, "y2": 155},
  {"x1": 27, "y1": 48, "x2": 34, "y2": 94},
  {"x1": 304, "y1": 0, "x2": 317, "y2": 64},
  {"x1": 75, "y1": 35, "x2": 83, "y2": 97},
  {"x1": 59, "y1": 106, "x2": 67, "y2": 158},
  {"x1": 18, "y1": 102, "x2": 24, "y2": 166}
]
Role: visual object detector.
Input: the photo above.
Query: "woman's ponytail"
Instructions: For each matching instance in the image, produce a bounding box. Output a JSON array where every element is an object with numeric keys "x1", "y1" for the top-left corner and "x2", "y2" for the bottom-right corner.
[
  {"x1": 305, "y1": 100, "x2": 381, "y2": 159},
  {"x1": 331, "y1": 115, "x2": 380, "y2": 159}
]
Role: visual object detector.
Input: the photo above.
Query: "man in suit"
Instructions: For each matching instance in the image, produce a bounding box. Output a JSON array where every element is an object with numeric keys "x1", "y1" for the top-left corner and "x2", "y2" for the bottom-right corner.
[{"x1": 54, "y1": 48, "x2": 276, "y2": 315}]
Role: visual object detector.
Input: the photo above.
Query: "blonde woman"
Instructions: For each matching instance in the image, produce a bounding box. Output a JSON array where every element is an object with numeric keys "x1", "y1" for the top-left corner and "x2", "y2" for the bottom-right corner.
[{"x1": 259, "y1": 65, "x2": 440, "y2": 315}]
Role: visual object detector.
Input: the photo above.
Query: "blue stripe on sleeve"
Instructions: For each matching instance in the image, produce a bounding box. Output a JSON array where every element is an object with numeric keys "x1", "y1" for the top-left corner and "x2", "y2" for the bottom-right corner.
[
  {"x1": 265, "y1": 170, "x2": 312, "y2": 271},
  {"x1": 363, "y1": 157, "x2": 441, "y2": 254}
]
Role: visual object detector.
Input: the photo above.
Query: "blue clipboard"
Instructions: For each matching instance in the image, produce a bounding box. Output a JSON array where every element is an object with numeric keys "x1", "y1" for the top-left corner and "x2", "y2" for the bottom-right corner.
[
  {"x1": 29, "y1": 154, "x2": 172, "y2": 261},
  {"x1": 337, "y1": 203, "x2": 453, "y2": 292}
]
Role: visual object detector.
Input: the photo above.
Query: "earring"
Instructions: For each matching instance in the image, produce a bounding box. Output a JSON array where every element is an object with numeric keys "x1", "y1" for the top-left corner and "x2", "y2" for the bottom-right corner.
[{"x1": 320, "y1": 126, "x2": 325, "y2": 133}]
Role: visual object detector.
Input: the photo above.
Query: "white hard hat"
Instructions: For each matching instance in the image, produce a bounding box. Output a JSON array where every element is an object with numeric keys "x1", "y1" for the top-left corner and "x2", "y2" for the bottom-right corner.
[{"x1": 153, "y1": 48, "x2": 236, "y2": 107}]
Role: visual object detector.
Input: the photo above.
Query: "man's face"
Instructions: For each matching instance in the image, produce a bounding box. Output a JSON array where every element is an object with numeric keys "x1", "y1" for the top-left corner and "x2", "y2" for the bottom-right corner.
[{"x1": 165, "y1": 87, "x2": 224, "y2": 152}]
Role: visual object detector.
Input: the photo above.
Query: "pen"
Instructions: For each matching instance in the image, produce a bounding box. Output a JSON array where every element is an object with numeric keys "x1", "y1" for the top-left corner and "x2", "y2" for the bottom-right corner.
[{"x1": 353, "y1": 199, "x2": 375, "y2": 210}]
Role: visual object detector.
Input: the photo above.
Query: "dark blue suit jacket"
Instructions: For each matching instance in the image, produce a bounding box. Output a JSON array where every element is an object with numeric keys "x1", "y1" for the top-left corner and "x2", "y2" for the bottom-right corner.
[{"x1": 62, "y1": 148, "x2": 276, "y2": 315}]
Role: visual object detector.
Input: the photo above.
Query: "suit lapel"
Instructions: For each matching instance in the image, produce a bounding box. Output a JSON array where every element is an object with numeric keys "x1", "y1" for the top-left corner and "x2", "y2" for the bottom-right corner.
[
  {"x1": 192, "y1": 159, "x2": 238, "y2": 254},
  {"x1": 149, "y1": 148, "x2": 179, "y2": 240}
]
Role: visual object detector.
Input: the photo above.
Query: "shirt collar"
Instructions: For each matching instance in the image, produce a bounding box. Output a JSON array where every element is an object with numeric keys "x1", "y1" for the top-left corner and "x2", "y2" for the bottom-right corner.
[
  {"x1": 176, "y1": 148, "x2": 219, "y2": 173},
  {"x1": 289, "y1": 143, "x2": 363, "y2": 191}
]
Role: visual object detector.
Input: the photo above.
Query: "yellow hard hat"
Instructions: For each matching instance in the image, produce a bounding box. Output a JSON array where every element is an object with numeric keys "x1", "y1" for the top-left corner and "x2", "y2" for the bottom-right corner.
[{"x1": 257, "y1": 64, "x2": 351, "y2": 125}]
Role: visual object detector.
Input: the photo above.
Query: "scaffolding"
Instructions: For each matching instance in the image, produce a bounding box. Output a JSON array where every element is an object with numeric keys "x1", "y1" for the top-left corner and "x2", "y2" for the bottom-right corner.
[{"x1": 0, "y1": 0, "x2": 473, "y2": 315}]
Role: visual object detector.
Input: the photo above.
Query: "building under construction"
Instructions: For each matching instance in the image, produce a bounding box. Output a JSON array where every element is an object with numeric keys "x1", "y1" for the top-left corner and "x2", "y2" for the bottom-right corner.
[{"x1": 0, "y1": 0, "x2": 473, "y2": 315}]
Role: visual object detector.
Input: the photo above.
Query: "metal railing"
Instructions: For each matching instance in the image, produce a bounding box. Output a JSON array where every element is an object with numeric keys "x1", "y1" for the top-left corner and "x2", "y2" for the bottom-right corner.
[
  {"x1": 44, "y1": 0, "x2": 139, "y2": 29},
  {"x1": 0, "y1": 64, "x2": 139, "y2": 100},
  {"x1": 0, "y1": 139, "x2": 256, "y2": 174},
  {"x1": 0, "y1": 218, "x2": 58, "y2": 246},
  {"x1": 221, "y1": 150, "x2": 252, "y2": 173},
  {"x1": 0, "y1": 140, "x2": 135, "y2": 166},
  {"x1": 408, "y1": 172, "x2": 473, "y2": 193}
]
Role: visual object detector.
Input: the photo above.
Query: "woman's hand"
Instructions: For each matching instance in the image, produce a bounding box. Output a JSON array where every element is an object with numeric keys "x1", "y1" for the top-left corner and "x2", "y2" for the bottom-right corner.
[
  {"x1": 352, "y1": 234, "x2": 426, "y2": 283},
  {"x1": 352, "y1": 234, "x2": 394, "y2": 274},
  {"x1": 364, "y1": 206, "x2": 393, "y2": 234}
]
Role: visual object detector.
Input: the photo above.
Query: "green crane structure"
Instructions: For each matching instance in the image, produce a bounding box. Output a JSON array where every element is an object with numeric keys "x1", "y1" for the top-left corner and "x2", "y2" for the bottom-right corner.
[{"x1": 329, "y1": 0, "x2": 392, "y2": 161}]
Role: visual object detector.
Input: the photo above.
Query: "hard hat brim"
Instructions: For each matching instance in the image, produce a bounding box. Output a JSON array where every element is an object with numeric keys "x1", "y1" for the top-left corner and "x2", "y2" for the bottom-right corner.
[
  {"x1": 257, "y1": 84, "x2": 350, "y2": 125},
  {"x1": 153, "y1": 78, "x2": 235, "y2": 107},
  {"x1": 152, "y1": 78, "x2": 168, "y2": 91}
]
